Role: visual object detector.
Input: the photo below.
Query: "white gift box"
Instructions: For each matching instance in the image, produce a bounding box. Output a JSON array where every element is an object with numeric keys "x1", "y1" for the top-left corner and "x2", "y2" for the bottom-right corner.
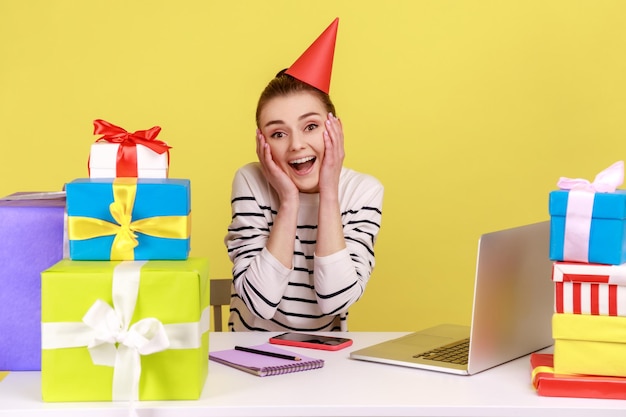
[
  {"x1": 89, "y1": 142, "x2": 169, "y2": 178},
  {"x1": 553, "y1": 262, "x2": 626, "y2": 317}
]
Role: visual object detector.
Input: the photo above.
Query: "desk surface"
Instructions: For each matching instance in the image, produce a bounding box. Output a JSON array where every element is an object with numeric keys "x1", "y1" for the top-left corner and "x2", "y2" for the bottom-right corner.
[{"x1": 0, "y1": 332, "x2": 624, "y2": 417}]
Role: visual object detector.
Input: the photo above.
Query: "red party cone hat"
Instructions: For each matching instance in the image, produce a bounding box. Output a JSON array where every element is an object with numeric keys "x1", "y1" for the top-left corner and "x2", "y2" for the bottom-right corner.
[{"x1": 285, "y1": 18, "x2": 339, "y2": 94}]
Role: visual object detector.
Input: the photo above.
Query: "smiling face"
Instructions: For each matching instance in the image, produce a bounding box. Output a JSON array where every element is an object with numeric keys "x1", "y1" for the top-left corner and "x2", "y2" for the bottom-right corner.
[{"x1": 258, "y1": 91, "x2": 328, "y2": 193}]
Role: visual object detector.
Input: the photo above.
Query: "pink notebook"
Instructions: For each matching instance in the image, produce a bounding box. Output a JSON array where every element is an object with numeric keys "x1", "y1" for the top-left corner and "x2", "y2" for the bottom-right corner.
[{"x1": 209, "y1": 343, "x2": 324, "y2": 377}]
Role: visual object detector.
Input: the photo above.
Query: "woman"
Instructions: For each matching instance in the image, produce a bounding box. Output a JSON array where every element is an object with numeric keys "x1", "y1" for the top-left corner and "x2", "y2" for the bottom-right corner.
[{"x1": 224, "y1": 69, "x2": 384, "y2": 332}]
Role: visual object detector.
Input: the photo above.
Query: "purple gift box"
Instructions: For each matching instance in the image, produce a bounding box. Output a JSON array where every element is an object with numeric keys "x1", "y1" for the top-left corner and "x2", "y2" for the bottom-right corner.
[{"x1": 0, "y1": 193, "x2": 66, "y2": 371}]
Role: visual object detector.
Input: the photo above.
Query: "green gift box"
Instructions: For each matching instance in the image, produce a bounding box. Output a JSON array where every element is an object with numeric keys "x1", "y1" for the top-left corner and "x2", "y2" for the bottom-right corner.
[{"x1": 41, "y1": 258, "x2": 209, "y2": 402}]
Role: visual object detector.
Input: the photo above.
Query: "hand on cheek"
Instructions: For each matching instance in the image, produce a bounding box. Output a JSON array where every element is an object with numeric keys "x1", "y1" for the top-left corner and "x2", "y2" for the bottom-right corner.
[
  {"x1": 319, "y1": 113, "x2": 345, "y2": 192},
  {"x1": 256, "y1": 129, "x2": 299, "y2": 201}
]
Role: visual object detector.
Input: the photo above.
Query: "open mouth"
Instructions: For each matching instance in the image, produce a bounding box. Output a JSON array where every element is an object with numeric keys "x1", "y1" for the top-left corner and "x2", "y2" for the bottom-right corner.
[{"x1": 289, "y1": 156, "x2": 316, "y2": 174}]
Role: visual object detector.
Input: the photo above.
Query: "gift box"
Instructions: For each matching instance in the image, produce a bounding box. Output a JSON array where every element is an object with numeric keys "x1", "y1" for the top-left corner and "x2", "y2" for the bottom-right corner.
[
  {"x1": 66, "y1": 177, "x2": 191, "y2": 260},
  {"x1": 531, "y1": 353, "x2": 626, "y2": 399},
  {"x1": 89, "y1": 142, "x2": 169, "y2": 179},
  {"x1": 41, "y1": 258, "x2": 210, "y2": 401},
  {"x1": 553, "y1": 262, "x2": 626, "y2": 316},
  {"x1": 549, "y1": 161, "x2": 626, "y2": 265},
  {"x1": 0, "y1": 193, "x2": 66, "y2": 371},
  {"x1": 549, "y1": 189, "x2": 626, "y2": 265},
  {"x1": 88, "y1": 119, "x2": 171, "y2": 179},
  {"x1": 552, "y1": 313, "x2": 626, "y2": 377}
]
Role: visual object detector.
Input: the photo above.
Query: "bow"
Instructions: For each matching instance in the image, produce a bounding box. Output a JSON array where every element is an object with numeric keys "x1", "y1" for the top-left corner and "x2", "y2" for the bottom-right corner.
[
  {"x1": 84, "y1": 261, "x2": 169, "y2": 412},
  {"x1": 83, "y1": 302, "x2": 170, "y2": 404},
  {"x1": 557, "y1": 161, "x2": 624, "y2": 193},
  {"x1": 93, "y1": 119, "x2": 171, "y2": 177}
]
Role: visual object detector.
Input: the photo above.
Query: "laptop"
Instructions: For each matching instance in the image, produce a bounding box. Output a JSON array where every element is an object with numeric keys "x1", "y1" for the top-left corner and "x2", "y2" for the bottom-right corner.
[{"x1": 350, "y1": 221, "x2": 554, "y2": 375}]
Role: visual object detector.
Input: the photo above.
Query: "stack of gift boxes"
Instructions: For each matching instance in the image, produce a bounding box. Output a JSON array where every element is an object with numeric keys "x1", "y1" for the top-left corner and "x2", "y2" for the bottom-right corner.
[
  {"x1": 532, "y1": 161, "x2": 626, "y2": 399},
  {"x1": 1, "y1": 120, "x2": 210, "y2": 404}
]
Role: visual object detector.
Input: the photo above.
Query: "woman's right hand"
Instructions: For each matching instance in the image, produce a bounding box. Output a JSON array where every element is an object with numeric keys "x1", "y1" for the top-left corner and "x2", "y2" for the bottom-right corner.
[{"x1": 256, "y1": 129, "x2": 299, "y2": 202}]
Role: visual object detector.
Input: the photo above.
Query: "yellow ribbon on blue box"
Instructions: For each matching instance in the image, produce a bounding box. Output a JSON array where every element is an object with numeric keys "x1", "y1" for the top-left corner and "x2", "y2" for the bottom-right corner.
[
  {"x1": 41, "y1": 258, "x2": 210, "y2": 402},
  {"x1": 67, "y1": 177, "x2": 190, "y2": 260},
  {"x1": 552, "y1": 313, "x2": 626, "y2": 377}
]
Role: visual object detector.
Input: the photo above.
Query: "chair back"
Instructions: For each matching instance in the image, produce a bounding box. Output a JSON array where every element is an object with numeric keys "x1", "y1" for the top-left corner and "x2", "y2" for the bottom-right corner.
[{"x1": 210, "y1": 278, "x2": 232, "y2": 332}]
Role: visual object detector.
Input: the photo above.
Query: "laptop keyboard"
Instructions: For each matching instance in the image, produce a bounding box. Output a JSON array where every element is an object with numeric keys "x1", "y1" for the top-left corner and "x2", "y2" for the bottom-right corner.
[{"x1": 413, "y1": 338, "x2": 470, "y2": 365}]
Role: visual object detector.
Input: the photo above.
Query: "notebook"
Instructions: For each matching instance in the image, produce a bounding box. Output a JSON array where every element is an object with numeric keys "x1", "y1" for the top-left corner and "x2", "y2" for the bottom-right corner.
[
  {"x1": 209, "y1": 343, "x2": 325, "y2": 377},
  {"x1": 350, "y1": 221, "x2": 554, "y2": 375}
]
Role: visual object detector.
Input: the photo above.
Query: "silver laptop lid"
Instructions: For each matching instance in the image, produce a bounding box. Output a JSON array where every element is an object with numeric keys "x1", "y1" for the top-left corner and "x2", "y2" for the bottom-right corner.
[
  {"x1": 467, "y1": 220, "x2": 553, "y2": 374},
  {"x1": 349, "y1": 221, "x2": 554, "y2": 375}
]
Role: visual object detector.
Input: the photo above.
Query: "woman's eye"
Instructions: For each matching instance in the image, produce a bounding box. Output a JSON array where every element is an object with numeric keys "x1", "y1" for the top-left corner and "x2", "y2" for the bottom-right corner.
[
  {"x1": 270, "y1": 131, "x2": 285, "y2": 139},
  {"x1": 305, "y1": 123, "x2": 318, "y2": 132}
]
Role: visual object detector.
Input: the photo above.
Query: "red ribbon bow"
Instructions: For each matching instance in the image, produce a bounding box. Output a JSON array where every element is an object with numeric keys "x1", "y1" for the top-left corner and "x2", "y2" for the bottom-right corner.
[{"x1": 92, "y1": 119, "x2": 171, "y2": 177}]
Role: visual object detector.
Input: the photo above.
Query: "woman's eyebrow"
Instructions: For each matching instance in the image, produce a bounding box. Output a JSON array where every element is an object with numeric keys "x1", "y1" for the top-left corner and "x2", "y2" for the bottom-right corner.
[
  {"x1": 263, "y1": 119, "x2": 285, "y2": 128},
  {"x1": 263, "y1": 112, "x2": 322, "y2": 128},
  {"x1": 299, "y1": 112, "x2": 322, "y2": 120}
]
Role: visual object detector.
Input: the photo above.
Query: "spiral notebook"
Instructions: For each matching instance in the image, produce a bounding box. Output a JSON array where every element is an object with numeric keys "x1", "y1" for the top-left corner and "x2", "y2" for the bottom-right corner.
[{"x1": 209, "y1": 343, "x2": 324, "y2": 377}]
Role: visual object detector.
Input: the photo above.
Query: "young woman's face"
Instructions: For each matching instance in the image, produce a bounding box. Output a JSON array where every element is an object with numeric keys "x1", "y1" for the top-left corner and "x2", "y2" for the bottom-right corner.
[{"x1": 258, "y1": 91, "x2": 328, "y2": 193}]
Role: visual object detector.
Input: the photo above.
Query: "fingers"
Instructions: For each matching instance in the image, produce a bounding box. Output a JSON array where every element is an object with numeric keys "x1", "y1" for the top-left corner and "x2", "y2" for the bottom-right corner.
[
  {"x1": 256, "y1": 130, "x2": 273, "y2": 179},
  {"x1": 325, "y1": 112, "x2": 344, "y2": 147},
  {"x1": 256, "y1": 129, "x2": 269, "y2": 159},
  {"x1": 324, "y1": 113, "x2": 345, "y2": 162},
  {"x1": 256, "y1": 129, "x2": 264, "y2": 155}
]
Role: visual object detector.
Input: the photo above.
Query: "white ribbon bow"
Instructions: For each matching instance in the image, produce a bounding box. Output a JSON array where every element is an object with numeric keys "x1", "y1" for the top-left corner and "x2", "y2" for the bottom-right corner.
[
  {"x1": 556, "y1": 161, "x2": 624, "y2": 262},
  {"x1": 80, "y1": 261, "x2": 169, "y2": 403},
  {"x1": 557, "y1": 160, "x2": 624, "y2": 193},
  {"x1": 83, "y1": 299, "x2": 170, "y2": 402}
]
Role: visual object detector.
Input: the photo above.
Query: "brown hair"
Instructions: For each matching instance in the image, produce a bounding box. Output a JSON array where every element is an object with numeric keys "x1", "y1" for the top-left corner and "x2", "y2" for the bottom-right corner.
[{"x1": 255, "y1": 69, "x2": 336, "y2": 127}]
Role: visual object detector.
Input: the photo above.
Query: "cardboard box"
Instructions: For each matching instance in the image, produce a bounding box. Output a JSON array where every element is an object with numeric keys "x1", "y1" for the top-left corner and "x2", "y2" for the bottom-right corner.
[
  {"x1": 66, "y1": 178, "x2": 190, "y2": 260},
  {"x1": 531, "y1": 353, "x2": 626, "y2": 399},
  {"x1": 41, "y1": 258, "x2": 209, "y2": 401},
  {"x1": 89, "y1": 141, "x2": 169, "y2": 178},
  {"x1": 0, "y1": 193, "x2": 65, "y2": 371},
  {"x1": 549, "y1": 189, "x2": 626, "y2": 265},
  {"x1": 552, "y1": 313, "x2": 626, "y2": 377},
  {"x1": 553, "y1": 262, "x2": 626, "y2": 316}
]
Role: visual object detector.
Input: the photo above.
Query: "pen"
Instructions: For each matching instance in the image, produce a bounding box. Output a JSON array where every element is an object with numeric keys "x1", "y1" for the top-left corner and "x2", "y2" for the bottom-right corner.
[{"x1": 234, "y1": 345, "x2": 302, "y2": 361}]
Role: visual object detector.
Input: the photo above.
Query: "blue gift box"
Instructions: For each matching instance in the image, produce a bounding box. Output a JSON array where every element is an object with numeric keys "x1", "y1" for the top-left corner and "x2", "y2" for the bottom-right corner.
[
  {"x1": 66, "y1": 178, "x2": 191, "y2": 260},
  {"x1": 549, "y1": 189, "x2": 626, "y2": 265},
  {"x1": 0, "y1": 193, "x2": 65, "y2": 371}
]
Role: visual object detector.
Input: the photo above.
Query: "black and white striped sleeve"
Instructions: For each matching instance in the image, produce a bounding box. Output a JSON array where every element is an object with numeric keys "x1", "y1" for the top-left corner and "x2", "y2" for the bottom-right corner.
[
  {"x1": 313, "y1": 172, "x2": 384, "y2": 314},
  {"x1": 224, "y1": 163, "x2": 291, "y2": 320}
]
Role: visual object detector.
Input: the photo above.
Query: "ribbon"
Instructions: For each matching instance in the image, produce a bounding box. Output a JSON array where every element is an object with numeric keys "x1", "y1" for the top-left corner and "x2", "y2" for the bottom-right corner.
[
  {"x1": 93, "y1": 119, "x2": 171, "y2": 177},
  {"x1": 68, "y1": 178, "x2": 190, "y2": 260},
  {"x1": 531, "y1": 365, "x2": 555, "y2": 389},
  {"x1": 84, "y1": 261, "x2": 169, "y2": 409},
  {"x1": 42, "y1": 261, "x2": 210, "y2": 408},
  {"x1": 557, "y1": 161, "x2": 624, "y2": 262}
]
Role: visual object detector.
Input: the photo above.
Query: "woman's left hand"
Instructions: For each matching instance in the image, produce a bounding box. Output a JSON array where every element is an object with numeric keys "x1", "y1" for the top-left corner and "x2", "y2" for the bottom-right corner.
[{"x1": 319, "y1": 113, "x2": 345, "y2": 195}]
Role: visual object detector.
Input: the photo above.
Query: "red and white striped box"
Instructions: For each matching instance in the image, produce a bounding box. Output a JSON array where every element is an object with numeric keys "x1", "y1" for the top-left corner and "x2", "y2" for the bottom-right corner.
[{"x1": 552, "y1": 262, "x2": 626, "y2": 316}]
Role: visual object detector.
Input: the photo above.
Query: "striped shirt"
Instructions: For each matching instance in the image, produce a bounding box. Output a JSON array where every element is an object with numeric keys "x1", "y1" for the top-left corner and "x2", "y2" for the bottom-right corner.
[{"x1": 224, "y1": 162, "x2": 384, "y2": 332}]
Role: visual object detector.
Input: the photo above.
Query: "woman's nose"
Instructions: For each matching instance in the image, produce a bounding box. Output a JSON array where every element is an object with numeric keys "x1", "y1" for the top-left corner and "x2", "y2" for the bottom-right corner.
[{"x1": 289, "y1": 133, "x2": 306, "y2": 150}]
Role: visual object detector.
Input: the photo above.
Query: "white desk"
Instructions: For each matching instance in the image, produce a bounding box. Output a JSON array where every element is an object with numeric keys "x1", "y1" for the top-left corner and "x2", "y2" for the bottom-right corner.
[{"x1": 0, "y1": 332, "x2": 623, "y2": 417}]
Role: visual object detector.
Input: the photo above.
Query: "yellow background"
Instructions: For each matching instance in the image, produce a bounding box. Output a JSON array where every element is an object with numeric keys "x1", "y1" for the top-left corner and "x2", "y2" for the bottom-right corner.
[{"x1": 2, "y1": 1, "x2": 626, "y2": 331}]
